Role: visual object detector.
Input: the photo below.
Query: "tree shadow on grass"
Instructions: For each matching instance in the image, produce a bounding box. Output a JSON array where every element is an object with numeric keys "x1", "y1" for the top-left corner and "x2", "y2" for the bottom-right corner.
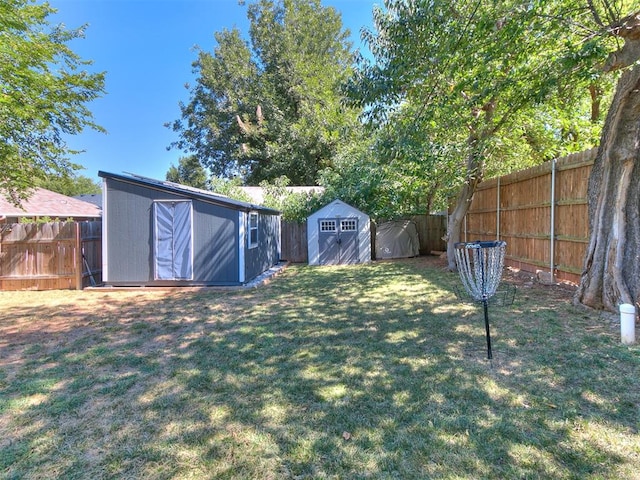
[{"x1": 0, "y1": 258, "x2": 638, "y2": 479}]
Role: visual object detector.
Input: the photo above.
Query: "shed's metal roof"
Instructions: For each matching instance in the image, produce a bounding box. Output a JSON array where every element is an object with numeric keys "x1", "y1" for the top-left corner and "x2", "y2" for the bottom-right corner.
[{"x1": 98, "y1": 171, "x2": 280, "y2": 215}]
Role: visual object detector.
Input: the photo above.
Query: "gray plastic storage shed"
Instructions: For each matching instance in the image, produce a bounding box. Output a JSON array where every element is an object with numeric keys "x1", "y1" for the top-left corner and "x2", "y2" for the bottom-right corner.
[
  {"x1": 307, "y1": 199, "x2": 371, "y2": 266},
  {"x1": 99, "y1": 171, "x2": 280, "y2": 286}
]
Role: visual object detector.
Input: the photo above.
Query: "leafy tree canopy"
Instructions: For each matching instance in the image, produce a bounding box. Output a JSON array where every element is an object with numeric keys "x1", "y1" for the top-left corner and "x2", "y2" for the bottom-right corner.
[
  {"x1": 167, "y1": 0, "x2": 362, "y2": 186},
  {"x1": 37, "y1": 172, "x2": 101, "y2": 197},
  {"x1": 0, "y1": 0, "x2": 106, "y2": 205},
  {"x1": 166, "y1": 155, "x2": 210, "y2": 190},
  {"x1": 349, "y1": 0, "x2": 610, "y2": 159},
  {"x1": 347, "y1": 0, "x2": 617, "y2": 267},
  {"x1": 209, "y1": 176, "x2": 254, "y2": 203}
]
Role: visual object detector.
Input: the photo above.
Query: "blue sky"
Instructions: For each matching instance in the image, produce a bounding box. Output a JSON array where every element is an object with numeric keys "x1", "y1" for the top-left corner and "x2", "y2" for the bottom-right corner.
[{"x1": 49, "y1": 0, "x2": 379, "y2": 184}]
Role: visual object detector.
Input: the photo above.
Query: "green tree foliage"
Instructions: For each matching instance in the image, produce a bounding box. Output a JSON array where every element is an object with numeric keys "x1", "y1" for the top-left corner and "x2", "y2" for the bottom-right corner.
[
  {"x1": 315, "y1": 138, "x2": 431, "y2": 220},
  {"x1": 348, "y1": 0, "x2": 612, "y2": 268},
  {"x1": 207, "y1": 174, "x2": 322, "y2": 221},
  {"x1": 0, "y1": 0, "x2": 106, "y2": 205},
  {"x1": 38, "y1": 173, "x2": 101, "y2": 197},
  {"x1": 167, "y1": 0, "x2": 362, "y2": 185},
  {"x1": 166, "y1": 155, "x2": 210, "y2": 190},
  {"x1": 372, "y1": 102, "x2": 466, "y2": 215},
  {"x1": 209, "y1": 177, "x2": 254, "y2": 203},
  {"x1": 255, "y1": 176, "x2": 316, "y2": 220},
  {"x1": 276, "y1": 126, "x2": 459, "y2": 221}
]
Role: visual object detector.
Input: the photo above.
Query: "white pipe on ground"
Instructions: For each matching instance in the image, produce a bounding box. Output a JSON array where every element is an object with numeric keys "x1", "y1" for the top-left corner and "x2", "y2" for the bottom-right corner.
[{"x1": 620, "y1": 303, "x2": 636, "y2": 345}]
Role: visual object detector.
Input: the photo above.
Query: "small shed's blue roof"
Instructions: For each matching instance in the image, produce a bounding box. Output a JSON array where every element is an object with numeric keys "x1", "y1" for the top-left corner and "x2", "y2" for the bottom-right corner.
[{"x1": 98, "y1": 171, "x2": 280, "y2": 215}]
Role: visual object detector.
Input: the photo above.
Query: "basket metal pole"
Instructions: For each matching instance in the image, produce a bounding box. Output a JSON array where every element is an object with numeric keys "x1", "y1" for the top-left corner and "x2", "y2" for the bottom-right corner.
[
  {"x1": 482, "y1": 297, "x2": 492, "y2": 360},
  {"x1": 480, "y1": 254, "x2": 492, "y2": 360}
]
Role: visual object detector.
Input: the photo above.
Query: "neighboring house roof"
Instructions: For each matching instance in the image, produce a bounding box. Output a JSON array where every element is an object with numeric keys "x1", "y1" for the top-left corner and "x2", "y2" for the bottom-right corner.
[
  {"x1": 73, "y1": 193, "x2": 103, "y2": 210},
  {"x1": 240, "y1": 186, "x2": 324, "y2": 205},
  {"x1": 98, "y1": 171, "x2": 280, "y2": 215},
  {"x1": 0, "y1": 188, "x2": 102, "y2": 219}
]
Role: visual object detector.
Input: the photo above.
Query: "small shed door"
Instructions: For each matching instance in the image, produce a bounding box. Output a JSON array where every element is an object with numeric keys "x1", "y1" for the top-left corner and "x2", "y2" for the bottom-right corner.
[
  {"x1": 154, "y1": 200, "x2": 193, "y2": 280},
  {"x1": 318, "y1": 218, "x2": 359, "y2": 265},
  {"x1": 338, "y1": 218, "x2": 358, "y2": 264},
  {"x1": 319, "y1": 219, "x2": 340, "y2": 265}
]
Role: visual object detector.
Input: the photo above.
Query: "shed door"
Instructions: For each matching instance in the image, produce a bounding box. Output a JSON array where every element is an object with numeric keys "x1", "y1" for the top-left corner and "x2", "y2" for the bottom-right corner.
[
  {"x1": 154, "y1": 200, "x2": 193, "y2": 280},
  {"x1": 339, "y1": 219, "x2": 358, "y2": 264},
  {"x1": 318, "y1": 218, "x2": 359, "y2": 265},
  {"x1": 319, "y1": 219, "x2": 340, "y2": 265}
]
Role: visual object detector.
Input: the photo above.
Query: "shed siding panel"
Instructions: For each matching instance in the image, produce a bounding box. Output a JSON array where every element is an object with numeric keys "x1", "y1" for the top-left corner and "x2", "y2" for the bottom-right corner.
[
  {"x1": 105, "y1": 180, "x2": 156, "y2": 282},
  {"x1": 192, "y1": 201, "x2": 239, "y2": 284},
  {"x1": 244, "y1": 213, "x2": 280, "y2": 281}
]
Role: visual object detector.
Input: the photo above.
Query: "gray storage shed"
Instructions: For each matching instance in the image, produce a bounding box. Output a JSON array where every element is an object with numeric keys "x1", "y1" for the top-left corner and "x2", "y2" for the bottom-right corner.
[
  {"x1": 307, "y1": 199, "x2": 371, "y2": 266},
  {"x1": 99, "y1": 171, "x2": 280, "y2": 286}
]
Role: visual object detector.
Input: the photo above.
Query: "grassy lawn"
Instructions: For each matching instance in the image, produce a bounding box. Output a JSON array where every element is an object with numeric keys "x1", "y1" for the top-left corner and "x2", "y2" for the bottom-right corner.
[{"x1": 1, "y1": 257, "x2": 639, "y2": 479}]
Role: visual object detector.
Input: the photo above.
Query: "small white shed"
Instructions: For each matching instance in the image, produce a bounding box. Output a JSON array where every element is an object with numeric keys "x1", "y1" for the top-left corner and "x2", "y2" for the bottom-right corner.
[{"x1": 307, "y1": 199, "x2": 371, "y2": 266}]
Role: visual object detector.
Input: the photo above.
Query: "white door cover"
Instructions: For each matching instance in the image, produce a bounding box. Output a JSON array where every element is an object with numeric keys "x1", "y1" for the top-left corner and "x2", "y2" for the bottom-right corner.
[{"x1": 154, "y1": 200, "x2": 193, "y2": 280}]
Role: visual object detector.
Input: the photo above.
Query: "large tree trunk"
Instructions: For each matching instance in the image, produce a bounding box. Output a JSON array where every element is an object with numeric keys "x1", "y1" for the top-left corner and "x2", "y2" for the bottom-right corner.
[
  {"x1": 446, "y1": 149, "x2": 484, "y2": 271},
  {"x1": 575, "y1": 64, "x2": 640, "y2": 311},
  {"x1": 445, "y1": 100, "x2": 496, "y2": 271}
]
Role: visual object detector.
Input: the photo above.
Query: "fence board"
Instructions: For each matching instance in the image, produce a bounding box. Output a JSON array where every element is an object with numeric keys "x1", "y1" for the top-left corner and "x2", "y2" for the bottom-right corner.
[
  {"x1": 411, "y1": 215, "x2": 447, "y2": 253},
  {"x1": 0, "y1": 221, "x2": 102, "y2": 290},
  {"x1": 465, "y1": 149, "x2": 596, "y2": 283},
  {"x1": 281, "y1": 221, "x2": 308, "y2": 263}
]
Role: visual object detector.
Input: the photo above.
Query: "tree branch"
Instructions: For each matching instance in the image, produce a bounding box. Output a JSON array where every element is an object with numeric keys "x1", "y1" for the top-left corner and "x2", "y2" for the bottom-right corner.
[
  {"x1": 587, "y1": 0, "x2": 604, "y2": 27},
  {"x1": 603, "y1": 11, "x2": 640, "y2": 72}
]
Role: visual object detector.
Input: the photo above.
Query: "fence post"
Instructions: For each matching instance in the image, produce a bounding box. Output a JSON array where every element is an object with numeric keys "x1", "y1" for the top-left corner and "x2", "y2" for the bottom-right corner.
[
  {"x1": 496, "y1": 177, "x2": 501, "y2": 240},
  {"x1": 550, "y1": 159, "x2": 556, "y2": 282},
  {"x1": 75, "y1": 222, "x2": 83, "y2": 290},
  {"x1": 463, "y1": 215, "x2": 467, "y2": 243}
]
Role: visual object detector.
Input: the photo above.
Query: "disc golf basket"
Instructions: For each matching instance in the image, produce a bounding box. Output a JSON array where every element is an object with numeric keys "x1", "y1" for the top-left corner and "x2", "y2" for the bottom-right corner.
[{"x1": 454, "y1": 240, "x2": 514, "y2": 360}]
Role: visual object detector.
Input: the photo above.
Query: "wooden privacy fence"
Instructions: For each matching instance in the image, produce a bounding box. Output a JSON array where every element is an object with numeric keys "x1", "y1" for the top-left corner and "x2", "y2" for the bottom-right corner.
[
  {"x1": 0, "y1": 221, "x2": 102, "y2": 290},
  {"x1": 410, "y1": 214, "x2": 447, "y2": 254},
  {"x1": 281, "y1": 221, "x2": 308, "y2": 263},
  {"x1": 465, "y1": 148, "x2": 596, "y2": 283},
  {"x1": 281, "y1": 215, "x2": 447, "y2": 263}
]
